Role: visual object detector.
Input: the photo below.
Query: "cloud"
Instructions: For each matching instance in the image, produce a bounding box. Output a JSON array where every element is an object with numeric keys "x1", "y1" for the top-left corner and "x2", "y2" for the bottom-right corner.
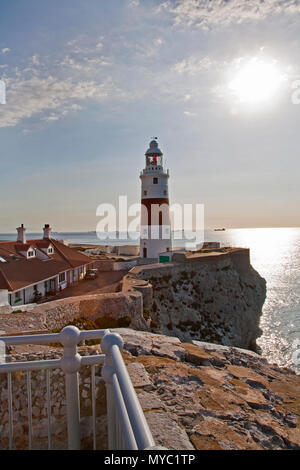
[
  {"x1": 129, "y1": 0, "x2": 140, "y2": 7},
  {"x1": 31, "y1": 55, "x2": 40, "y2": 66},
  {"x1": 160, "y1": 0, "x2": 300, "y2": 28},
  {"x1": 66, "y1": 36, "x2": 105, "y2": 54},
  {"x1": 173, "y1": 56, "x2": 213, "y2": 74},
  {"x1": 1, "y1": 48, "x2": 10, "y2": 54},
  {"x1": 154, "y1": 38, "x2": 164, "y2": 46},
  {"x1": 60, "y1": 55, "x2": 112, "y2": 72},
  {"x1": 0, "y1": 75, "x2": 126, "y2": 128},
  {"x1": 121, "y1": 36, "x2": 165, "y2": 60},
  {"x1": 183, "y1": 110, "x2": 196, "y2": 116},
  {"x1": 0, "y1": 33, "x2": 132, "y2": 128}
]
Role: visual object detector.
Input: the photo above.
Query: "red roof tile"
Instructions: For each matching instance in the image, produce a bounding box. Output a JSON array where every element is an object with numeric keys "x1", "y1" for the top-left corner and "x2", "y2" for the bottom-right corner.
[{"x1": 0, "y1": 238, "x2": 92, "y2": 292}]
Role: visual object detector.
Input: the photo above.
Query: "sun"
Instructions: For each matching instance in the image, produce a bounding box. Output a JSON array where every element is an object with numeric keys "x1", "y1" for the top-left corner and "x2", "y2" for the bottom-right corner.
[{"x1": 228, "y1": 57, "x2": 285, "y2": 105}]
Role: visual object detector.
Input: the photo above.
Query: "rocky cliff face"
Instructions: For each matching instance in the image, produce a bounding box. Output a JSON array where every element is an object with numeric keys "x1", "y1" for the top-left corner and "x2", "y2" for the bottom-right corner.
[
  {"x1": 116, "y1": 329, "x2": 300, "y2": 450},
  {"x1": 129, "y1": 249, "x2": 266, "y2": 351}
]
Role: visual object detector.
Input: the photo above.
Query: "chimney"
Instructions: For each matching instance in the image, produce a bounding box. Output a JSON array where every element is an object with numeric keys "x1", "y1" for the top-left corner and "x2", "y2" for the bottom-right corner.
[
  {"x1": 17, "y1": 224, "x2": 26, "y2": 244},
  {"x1": 43, "y1": 224, "x2": 52, "y2": 239}
]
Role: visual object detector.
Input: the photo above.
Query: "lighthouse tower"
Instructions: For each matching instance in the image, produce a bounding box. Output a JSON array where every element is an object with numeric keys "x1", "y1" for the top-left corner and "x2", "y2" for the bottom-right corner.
[{"x1": 140, "y1": 138, "x2": 172, "y2": 259}]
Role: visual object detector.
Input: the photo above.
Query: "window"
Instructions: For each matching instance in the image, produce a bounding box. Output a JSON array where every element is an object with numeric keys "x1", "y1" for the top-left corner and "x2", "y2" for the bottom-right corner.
[
  {"x1": 27, "y1": 250, "x2": 35, "y2": 258},
  {"x1": 164, "y1": 190, "x2": 167, "y2": 195},
  {"x1": 48, "y1": 247, "x2": 54, "y2": 254},
  {"x1": 59, "y1": 272, "x2": 66, "y2": 283},
  {"x1": 15, "y1": 291, "x2": 21, "y2": 300},
  {"x1": 153, "y1": 177, "x2": 158, "y2": 184},
  {"x1": 146, "y1": 156, "x2": 162, "y2": 166},
  {"x1": 144, "y1": 190, "x2": 147, "y2": 196}
]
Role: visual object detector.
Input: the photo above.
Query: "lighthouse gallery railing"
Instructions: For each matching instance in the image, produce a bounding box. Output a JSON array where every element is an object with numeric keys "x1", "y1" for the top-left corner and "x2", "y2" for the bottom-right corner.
[{"x1": 0, "y1": 326, "x2": 159, "y2": 450}]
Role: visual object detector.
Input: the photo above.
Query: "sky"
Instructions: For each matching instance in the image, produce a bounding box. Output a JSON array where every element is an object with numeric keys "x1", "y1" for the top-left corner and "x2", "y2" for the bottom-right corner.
[{"x1": 0, "y1": 0, "x2": 300, "y2": 233}]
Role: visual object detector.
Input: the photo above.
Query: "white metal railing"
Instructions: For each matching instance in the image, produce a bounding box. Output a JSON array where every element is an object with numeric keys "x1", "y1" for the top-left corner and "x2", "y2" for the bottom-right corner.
[{"x1": 0, "y1": 326, "x2": 160, "y2": 450}]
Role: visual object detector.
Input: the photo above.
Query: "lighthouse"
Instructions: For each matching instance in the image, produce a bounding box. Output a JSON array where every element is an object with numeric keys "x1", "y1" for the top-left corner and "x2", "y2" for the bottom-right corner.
[{"x1": 140, "y1": 138, "x2": 172, "y2": 259}]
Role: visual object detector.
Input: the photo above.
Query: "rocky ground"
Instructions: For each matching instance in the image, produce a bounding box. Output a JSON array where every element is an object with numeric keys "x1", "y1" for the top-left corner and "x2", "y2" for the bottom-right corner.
[{"x1": 115, "y1": 329, "x2": 300, "y2": 450}]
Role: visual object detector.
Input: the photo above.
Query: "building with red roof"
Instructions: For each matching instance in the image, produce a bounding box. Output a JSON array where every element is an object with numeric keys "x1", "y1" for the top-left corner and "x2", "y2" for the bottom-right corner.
[{"x1": 0, "y1": 224, "x2": 92, "y2": 306}]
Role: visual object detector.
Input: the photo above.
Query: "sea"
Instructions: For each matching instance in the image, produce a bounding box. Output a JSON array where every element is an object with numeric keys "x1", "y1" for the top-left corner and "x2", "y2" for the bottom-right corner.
[{"x1": 1, "y1": 227, "x2": 299, "y2": 373}]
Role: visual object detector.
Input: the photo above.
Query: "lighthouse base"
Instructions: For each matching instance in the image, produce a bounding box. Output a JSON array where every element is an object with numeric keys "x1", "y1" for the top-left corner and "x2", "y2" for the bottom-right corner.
[{"x1": 140, "y1": 225, "x2": 172, "y2": 259}]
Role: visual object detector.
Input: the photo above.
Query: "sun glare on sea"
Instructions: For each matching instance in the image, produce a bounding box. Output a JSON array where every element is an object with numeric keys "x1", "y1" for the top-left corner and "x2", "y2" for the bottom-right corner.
[{"x1": 228, "y1": 57, "x2": 285, "y2": 105}]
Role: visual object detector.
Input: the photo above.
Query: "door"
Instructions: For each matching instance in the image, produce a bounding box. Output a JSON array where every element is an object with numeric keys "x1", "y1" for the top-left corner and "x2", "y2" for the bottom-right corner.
[{"x1": 143, "y1": 247, "x2": 147, "y2": 258}]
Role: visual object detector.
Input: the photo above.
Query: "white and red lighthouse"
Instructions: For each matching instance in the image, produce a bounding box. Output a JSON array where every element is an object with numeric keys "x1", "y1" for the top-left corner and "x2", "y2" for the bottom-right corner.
[{"x1": 140, "y1": 138, "x2": 172, "y2": 259}]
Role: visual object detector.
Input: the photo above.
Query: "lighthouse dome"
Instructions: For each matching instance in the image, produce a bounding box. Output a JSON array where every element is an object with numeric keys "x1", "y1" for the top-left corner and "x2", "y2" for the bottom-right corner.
[
  {"x1": 145, "y1": 139, "x2": 163, "y2": 156},
  {"x1": 150, "y1": 139, "x2": 158, "y2": 148}
]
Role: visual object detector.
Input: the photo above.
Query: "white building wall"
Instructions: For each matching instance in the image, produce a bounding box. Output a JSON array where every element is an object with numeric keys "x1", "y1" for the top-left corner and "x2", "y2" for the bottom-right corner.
[
  {"x1": 8, "y1": 265, "x2": 89, "y2": 306},
  {"x1": 140, "y1": 171, "x2": 169, "y2": 199},
  {"x1": 24, "y1": 281, "x2": 47, "y2": 304},
  {"x1": 140, "y1": 226, "x2": 172, "y2": 259},
  {"x1": 0, "y1": 289, "x2": 9, "y2": 306}
]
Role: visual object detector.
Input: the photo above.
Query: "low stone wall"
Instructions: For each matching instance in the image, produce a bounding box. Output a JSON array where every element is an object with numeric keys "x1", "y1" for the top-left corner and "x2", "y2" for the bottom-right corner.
[
  {"x1": 0, "y1": 311, "x2": 46, "y2": 334},
  {"x1": 0, "y1": 291, "x2": 149, "y2": 335},
  {"x1": 34, "y1": 292, "x2": 148, "y2": 332},
  {"x1": 93, "y1": 259, "x2": 137, "y2": 272},
  {"x1": 121, "y1": 275, "x2": 153, "y2": 309},
  {"x1": 112, "y1": 260, "x2": 138, "y2": 271}
]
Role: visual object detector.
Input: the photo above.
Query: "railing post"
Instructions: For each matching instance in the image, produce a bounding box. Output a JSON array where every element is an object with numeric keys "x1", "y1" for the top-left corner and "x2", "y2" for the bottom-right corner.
[
  {"x1": 101, "y1": 331, "x2": 123, "y2": 450},
  {"x1": 102, "y1": 364, "x2": 117, "y2": 449},
  {"x1": 60, "y1": 326, "x2": 82, "y2": 450}
]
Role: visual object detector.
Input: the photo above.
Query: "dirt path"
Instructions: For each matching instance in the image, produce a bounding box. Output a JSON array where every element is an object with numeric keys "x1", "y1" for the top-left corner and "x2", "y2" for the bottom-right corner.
[{"x1": 44, "y1": 270, "x2": 128, "y2": 302}]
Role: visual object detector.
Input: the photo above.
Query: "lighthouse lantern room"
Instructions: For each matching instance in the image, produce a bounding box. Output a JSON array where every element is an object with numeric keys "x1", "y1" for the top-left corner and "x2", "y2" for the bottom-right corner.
[{"x1": 140, "y1": 138, "x2": 172, "y2": 259}]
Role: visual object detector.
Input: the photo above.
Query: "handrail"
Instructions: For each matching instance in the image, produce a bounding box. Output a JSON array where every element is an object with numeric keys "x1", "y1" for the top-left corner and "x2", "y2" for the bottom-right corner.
[
  {"x1": 111, "y1": 344, "x2": 155, "y2": 449},
  {"x1": 0, "y1": 358, "x2": 61, "y2": 373},
  {"x1": 0, "y1": 326, "x2": 159, "y2": 450},
  {"x1": 0, "y1": 328, "x2": 108, "y2": 346},
  {"x1": 101, "y1": 332, "x2": 156, "y2": 450},
  {"x1": 110, "y1": 373, "x2": 138, "y2": 450}
]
